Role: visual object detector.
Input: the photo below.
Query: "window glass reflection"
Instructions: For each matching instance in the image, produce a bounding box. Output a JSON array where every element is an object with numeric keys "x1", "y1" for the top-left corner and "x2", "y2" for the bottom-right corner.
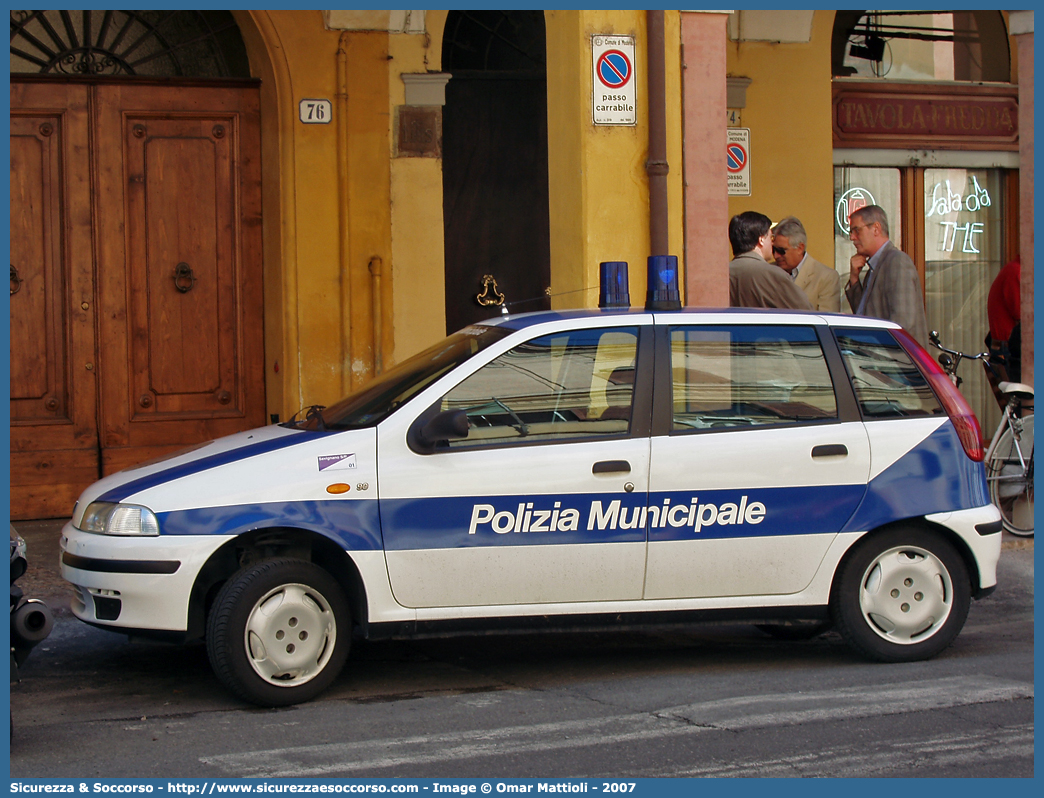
[{"x1": 923, "y1": 168, "x2": 1005, "y2": 433}]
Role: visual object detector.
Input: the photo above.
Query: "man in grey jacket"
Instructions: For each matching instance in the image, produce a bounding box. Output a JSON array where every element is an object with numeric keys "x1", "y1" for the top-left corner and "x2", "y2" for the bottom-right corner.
[
  {"x1": 845, "y1": 205, "x2": 928, "y2": 347},
  {"x1": 728, "y1": 211, "x2": 813, "y2": 310}
]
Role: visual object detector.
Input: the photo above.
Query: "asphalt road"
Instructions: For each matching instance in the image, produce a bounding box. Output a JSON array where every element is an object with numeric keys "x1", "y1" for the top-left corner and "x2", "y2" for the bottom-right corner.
[{"x1": 9, "y1": 521, "x2": 1034, "y2": 779}]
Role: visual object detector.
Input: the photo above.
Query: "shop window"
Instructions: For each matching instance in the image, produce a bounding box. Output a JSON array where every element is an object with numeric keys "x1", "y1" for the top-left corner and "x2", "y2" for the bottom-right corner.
[
  {"x1": 923, "y1": 168, "x2": 1006, "y2": 434},
  {"x1": 9, "y1": 10, "x2": 250, "y2": 77},
  {"x1": 832, "y1": 11, "x2": 1010, "y2": 83},
  {"x1": 833, "y1": 165, "x2": 1011, "y2": 434},
  {"x1": 833, "y1": 166, "x2": 902, "y2": 283}
]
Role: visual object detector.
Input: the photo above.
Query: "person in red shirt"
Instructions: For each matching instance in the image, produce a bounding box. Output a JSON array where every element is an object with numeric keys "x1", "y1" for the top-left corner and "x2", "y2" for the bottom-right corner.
[
  {"x1": 986, "y1": 259, "x2": 1021, "y2": 383},
  {"x1": 988, "y1": 259, "x2": 1020, "y2": 343}
]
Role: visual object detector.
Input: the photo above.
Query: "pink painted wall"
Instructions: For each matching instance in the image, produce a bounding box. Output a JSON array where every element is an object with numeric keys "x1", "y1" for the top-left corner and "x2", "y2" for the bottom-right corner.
[{"x1": 681, "y1": 12, "x2": 730, "y2": 307}]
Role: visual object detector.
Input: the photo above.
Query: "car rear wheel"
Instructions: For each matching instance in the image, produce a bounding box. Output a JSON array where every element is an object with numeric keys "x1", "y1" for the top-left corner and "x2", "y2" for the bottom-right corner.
[
  {"x1": 206, "y1": 559, "x2": 350, "y2": 706},
  {"x1": 831, "y1": 528, "x2": 970, "y2": 662}
]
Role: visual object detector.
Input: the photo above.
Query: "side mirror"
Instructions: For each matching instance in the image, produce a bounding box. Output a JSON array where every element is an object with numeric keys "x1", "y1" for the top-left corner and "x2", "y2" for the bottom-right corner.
[
  {"x1": 409, "y1": 408, "x2": 469, "y2": 453},
  {"x1": 938, "y1": 352, "x2": 954, "y2": 371}
]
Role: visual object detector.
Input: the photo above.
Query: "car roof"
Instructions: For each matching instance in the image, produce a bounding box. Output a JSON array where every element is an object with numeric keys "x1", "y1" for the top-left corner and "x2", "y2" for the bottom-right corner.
[{"x1": 480, "y1": 307, "x2": 900, "y2": 332}]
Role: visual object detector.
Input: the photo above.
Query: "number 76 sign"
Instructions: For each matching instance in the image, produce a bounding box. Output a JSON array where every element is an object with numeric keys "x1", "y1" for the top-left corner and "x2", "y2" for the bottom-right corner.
[{"x1": 299, "y1": 99, "x2": 333, "y2": 124}]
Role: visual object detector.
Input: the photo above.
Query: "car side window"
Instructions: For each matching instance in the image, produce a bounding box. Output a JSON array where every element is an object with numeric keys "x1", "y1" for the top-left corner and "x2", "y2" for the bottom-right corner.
[
  {"x1": 440, "y1": 327, "x2": 640, "y2": 448},
  {"x1": 834, "y1": 329, "x2": 943, "y2": 418},
  {"x1": 670, "y1": 325, "x2": 838, "y2": 432}
]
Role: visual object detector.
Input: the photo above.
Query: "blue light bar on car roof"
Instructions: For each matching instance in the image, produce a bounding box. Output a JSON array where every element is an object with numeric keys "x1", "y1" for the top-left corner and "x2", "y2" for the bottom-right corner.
[
  {"x1": 598, "y1": 261, "x2": 630, "y2": 309},
  {"x1": 645, "y1": 254, "x2": 681, "y2": 311}
]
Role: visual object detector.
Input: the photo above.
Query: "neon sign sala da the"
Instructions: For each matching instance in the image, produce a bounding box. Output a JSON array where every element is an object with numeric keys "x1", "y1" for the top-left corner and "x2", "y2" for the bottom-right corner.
[{"x1": 926, "y1": 176, "x2": 992, "y2": 255}]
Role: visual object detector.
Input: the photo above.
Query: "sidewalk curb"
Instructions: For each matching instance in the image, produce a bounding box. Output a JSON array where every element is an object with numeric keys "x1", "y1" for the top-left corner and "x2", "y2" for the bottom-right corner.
[{"x1": 1001, "y1": 538, "x2": 1034, "y2": 551}]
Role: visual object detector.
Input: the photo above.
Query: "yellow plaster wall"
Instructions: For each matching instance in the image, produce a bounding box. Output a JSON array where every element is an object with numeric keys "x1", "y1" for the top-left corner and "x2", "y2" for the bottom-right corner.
[
  {"x1": 342, "y1": 32, "x2": 393, "y2": 392},
  {"x1": 236, "y1": 10, "x2": 288, "y2": 419},
  {"x1": 238, "y1": 10, "x2": 345, "y2": 417},
  {"x1": 239, "y1": 11, "x2": 396, "y2": 418},
  {"x1": 387, "y1": 12, "x2": 448, "y2": 364},
  {"x1": 261, "y1": 11, "x2": 347, "y2": 412},
  {"x1": 546, "y1": 10, "x2": 685, "y2": 310},
  {"x1": 391, "y1": 9, "x2": 687, "y2": 363},
  {"x1": 237, "y1": 10, "x2": 688, "y2": 418},
  {"x1": 726, "y1": 10, "x2": 836, "y2": 268}
]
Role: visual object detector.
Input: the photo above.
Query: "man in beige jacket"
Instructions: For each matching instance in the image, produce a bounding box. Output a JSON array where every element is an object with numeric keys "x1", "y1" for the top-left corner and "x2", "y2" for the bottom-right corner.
[{"x1": 771, "y1": 216, "x2": 841, "y2": 312}]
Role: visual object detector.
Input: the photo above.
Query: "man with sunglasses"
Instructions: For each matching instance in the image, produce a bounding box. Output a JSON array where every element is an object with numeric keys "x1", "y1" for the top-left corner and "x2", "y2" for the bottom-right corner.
[
  {"x1": 845, "y1": 204, "x2": 928, "y2": 347},
  {"x1": 728, "y1": 211, "x2": 813, "y2": 310},
  {"x1": 771, "y1": 216, "x2": 841, "y2": 312}
]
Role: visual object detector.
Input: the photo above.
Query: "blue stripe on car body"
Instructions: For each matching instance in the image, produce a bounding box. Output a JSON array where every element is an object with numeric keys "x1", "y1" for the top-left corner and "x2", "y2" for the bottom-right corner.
[
  {"x1": 380, "y1": 485, "x2": 866, "y2": 550},
  {"x1": 842, "y1": 422, "x2": 989, "y2": 533},
  {"x1": 158, "y1": 499, "x2": 383, "y2": 551},
  {"x1": 97, "y1": 429, "x2": 336, "y2": 503},
  {"x1": 146, "y1": 424, "x2": 986, "y2": 553}
]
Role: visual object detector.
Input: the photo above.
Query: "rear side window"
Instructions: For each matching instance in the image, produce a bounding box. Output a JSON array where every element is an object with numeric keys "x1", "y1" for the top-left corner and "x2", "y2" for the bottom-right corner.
[
  {"x1": 834, "y1": 329, "x2": 943, "y2": 419},
  {"x1": 669, "y1": 325, "x2": 838, "y2": 431}
]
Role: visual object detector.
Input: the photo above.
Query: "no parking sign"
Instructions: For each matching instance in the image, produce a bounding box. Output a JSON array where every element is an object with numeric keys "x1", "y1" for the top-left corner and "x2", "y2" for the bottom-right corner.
[
  {"x1": 727, "y1": 128, "x2": 751, "y2": 196},
  {"x1": 592, "y1": 35, "x2": 636, "y2": 125}
]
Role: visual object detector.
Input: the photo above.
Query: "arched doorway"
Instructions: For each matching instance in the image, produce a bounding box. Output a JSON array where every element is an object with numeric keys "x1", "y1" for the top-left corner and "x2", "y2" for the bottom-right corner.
[
  {"x1": 441, "y1": 10, "x2": 551, "y2": 334},
  {"x1": 9, "y1": 10, "x2": 265, "y2": 518},
  {"x1": 831, "y1": 10, "x2": 1009, "y2": 81}
]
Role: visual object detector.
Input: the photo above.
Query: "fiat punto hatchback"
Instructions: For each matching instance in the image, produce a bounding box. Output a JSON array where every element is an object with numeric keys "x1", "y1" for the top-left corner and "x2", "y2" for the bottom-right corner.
[{"x1": 61, "y1": 307, "x2": 1002, "y2": 706}]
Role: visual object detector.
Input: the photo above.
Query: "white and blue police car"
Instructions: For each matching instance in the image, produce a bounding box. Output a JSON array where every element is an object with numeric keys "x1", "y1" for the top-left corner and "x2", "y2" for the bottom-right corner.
[{"x1": 60, "y1": 259, "x2": 1003, "y2": 706}]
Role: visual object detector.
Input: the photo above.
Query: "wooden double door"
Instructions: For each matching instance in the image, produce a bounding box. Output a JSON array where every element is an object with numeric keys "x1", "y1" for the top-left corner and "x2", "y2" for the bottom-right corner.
[{"x1": 10, "y1": 79, "x2": 265, "y2": 519}]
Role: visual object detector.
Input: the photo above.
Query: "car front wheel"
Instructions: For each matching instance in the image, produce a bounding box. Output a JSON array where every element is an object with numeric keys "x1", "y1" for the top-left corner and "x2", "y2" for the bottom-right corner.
[
  {"x1": 206, "y1": 559, "x2": 350, "y2": 706},
  {"x1": 832, "y1": 528, "x2": 970, "y2": 662}
]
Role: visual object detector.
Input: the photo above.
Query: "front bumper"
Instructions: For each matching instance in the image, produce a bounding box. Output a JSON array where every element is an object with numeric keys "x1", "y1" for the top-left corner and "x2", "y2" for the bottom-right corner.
[{"x1": 60, "y1": 521, "x2": 233, "y2": 632}]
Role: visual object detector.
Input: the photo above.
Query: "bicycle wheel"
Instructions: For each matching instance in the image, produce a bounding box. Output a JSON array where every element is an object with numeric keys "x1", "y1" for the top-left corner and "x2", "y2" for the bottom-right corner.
[{"x1": 988, "y1": 413, "x2": 1033, "y2": 536}]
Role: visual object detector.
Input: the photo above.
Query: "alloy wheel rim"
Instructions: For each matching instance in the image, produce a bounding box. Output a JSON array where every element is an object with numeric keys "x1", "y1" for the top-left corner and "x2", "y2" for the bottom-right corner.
[
  {"x1": 244, "y1": 583, "x2": 336, "y2": 686},
  {"x1": 859, "y1": 546, "x2": 952, "y2": 644}
]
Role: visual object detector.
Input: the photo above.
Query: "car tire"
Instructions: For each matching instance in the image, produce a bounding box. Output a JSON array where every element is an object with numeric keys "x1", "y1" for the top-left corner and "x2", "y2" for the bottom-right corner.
[
  {"x1": 831, "y1": 527, "x2": 970, "y2": 663},
  {"x1": 206, "y1": 559, "x2": 350, "y2": 707}
]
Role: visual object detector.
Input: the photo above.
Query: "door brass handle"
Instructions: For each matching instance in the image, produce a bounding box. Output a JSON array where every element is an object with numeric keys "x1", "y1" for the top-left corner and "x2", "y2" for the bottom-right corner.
[
  {"x1": 475, "y1": 274, "x2": 505, "y2": 307},
  {"x1": 11, "y1": 264, "x2": 22, "y2": 295},
  {"x1": 173, "y1": 262, "x2": 196, "y2": 293}
]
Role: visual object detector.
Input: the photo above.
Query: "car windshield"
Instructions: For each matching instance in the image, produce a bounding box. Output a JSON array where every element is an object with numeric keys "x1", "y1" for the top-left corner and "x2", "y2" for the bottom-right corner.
[{"x1": 287, "y1": 325, "x2": 511, "y2": 431}]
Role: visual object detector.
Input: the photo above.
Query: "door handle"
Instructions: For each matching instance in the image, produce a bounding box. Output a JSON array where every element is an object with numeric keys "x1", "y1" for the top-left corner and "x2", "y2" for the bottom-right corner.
[
  {"x1": 173, "y1": 262, "x2": 196, "y2": 293},
  {"x1": 475, "y1": 274, "x2": 505, "y2": 307},
  {"x1": 811, "y1": 444, "x2": 848, "y2": 458},
  {"x1": 592, "y1": 460, "x2": 631, "y2": 474}
]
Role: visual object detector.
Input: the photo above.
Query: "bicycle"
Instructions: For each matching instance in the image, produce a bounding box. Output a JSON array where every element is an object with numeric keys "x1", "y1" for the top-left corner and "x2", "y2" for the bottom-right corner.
[{"x1": 929, "y1": 330, "x2": 1033, "y2": 537}]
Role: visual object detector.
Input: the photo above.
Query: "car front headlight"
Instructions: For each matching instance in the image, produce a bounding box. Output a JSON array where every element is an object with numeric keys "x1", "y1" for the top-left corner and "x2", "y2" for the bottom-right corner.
[{"x1": 78, "y1": 502, "x2": 160, "y2": 536}]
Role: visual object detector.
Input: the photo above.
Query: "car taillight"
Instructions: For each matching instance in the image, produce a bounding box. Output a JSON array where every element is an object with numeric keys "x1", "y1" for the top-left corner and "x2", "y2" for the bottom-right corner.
[{"x1": 894, "y1": 329, "x2": 984, "y2": 461}]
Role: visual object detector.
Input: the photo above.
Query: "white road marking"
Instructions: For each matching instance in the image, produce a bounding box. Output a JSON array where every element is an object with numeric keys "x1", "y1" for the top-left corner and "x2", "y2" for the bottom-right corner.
[
  {"x1": 650, "y1": 723, "x2": 1035, "y2": 777},
  {"x1": 201, "y1": 676, "x2": 1033, "y2": 777}
]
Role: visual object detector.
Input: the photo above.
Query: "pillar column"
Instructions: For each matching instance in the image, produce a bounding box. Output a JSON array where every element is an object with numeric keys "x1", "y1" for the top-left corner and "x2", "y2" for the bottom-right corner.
[
  {"x1": 1011, "y1": 14, "x2": 1034, "y2": 387},
  {"x1": 681, "y1": 11, "x2": 730, "y2": 306}
]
